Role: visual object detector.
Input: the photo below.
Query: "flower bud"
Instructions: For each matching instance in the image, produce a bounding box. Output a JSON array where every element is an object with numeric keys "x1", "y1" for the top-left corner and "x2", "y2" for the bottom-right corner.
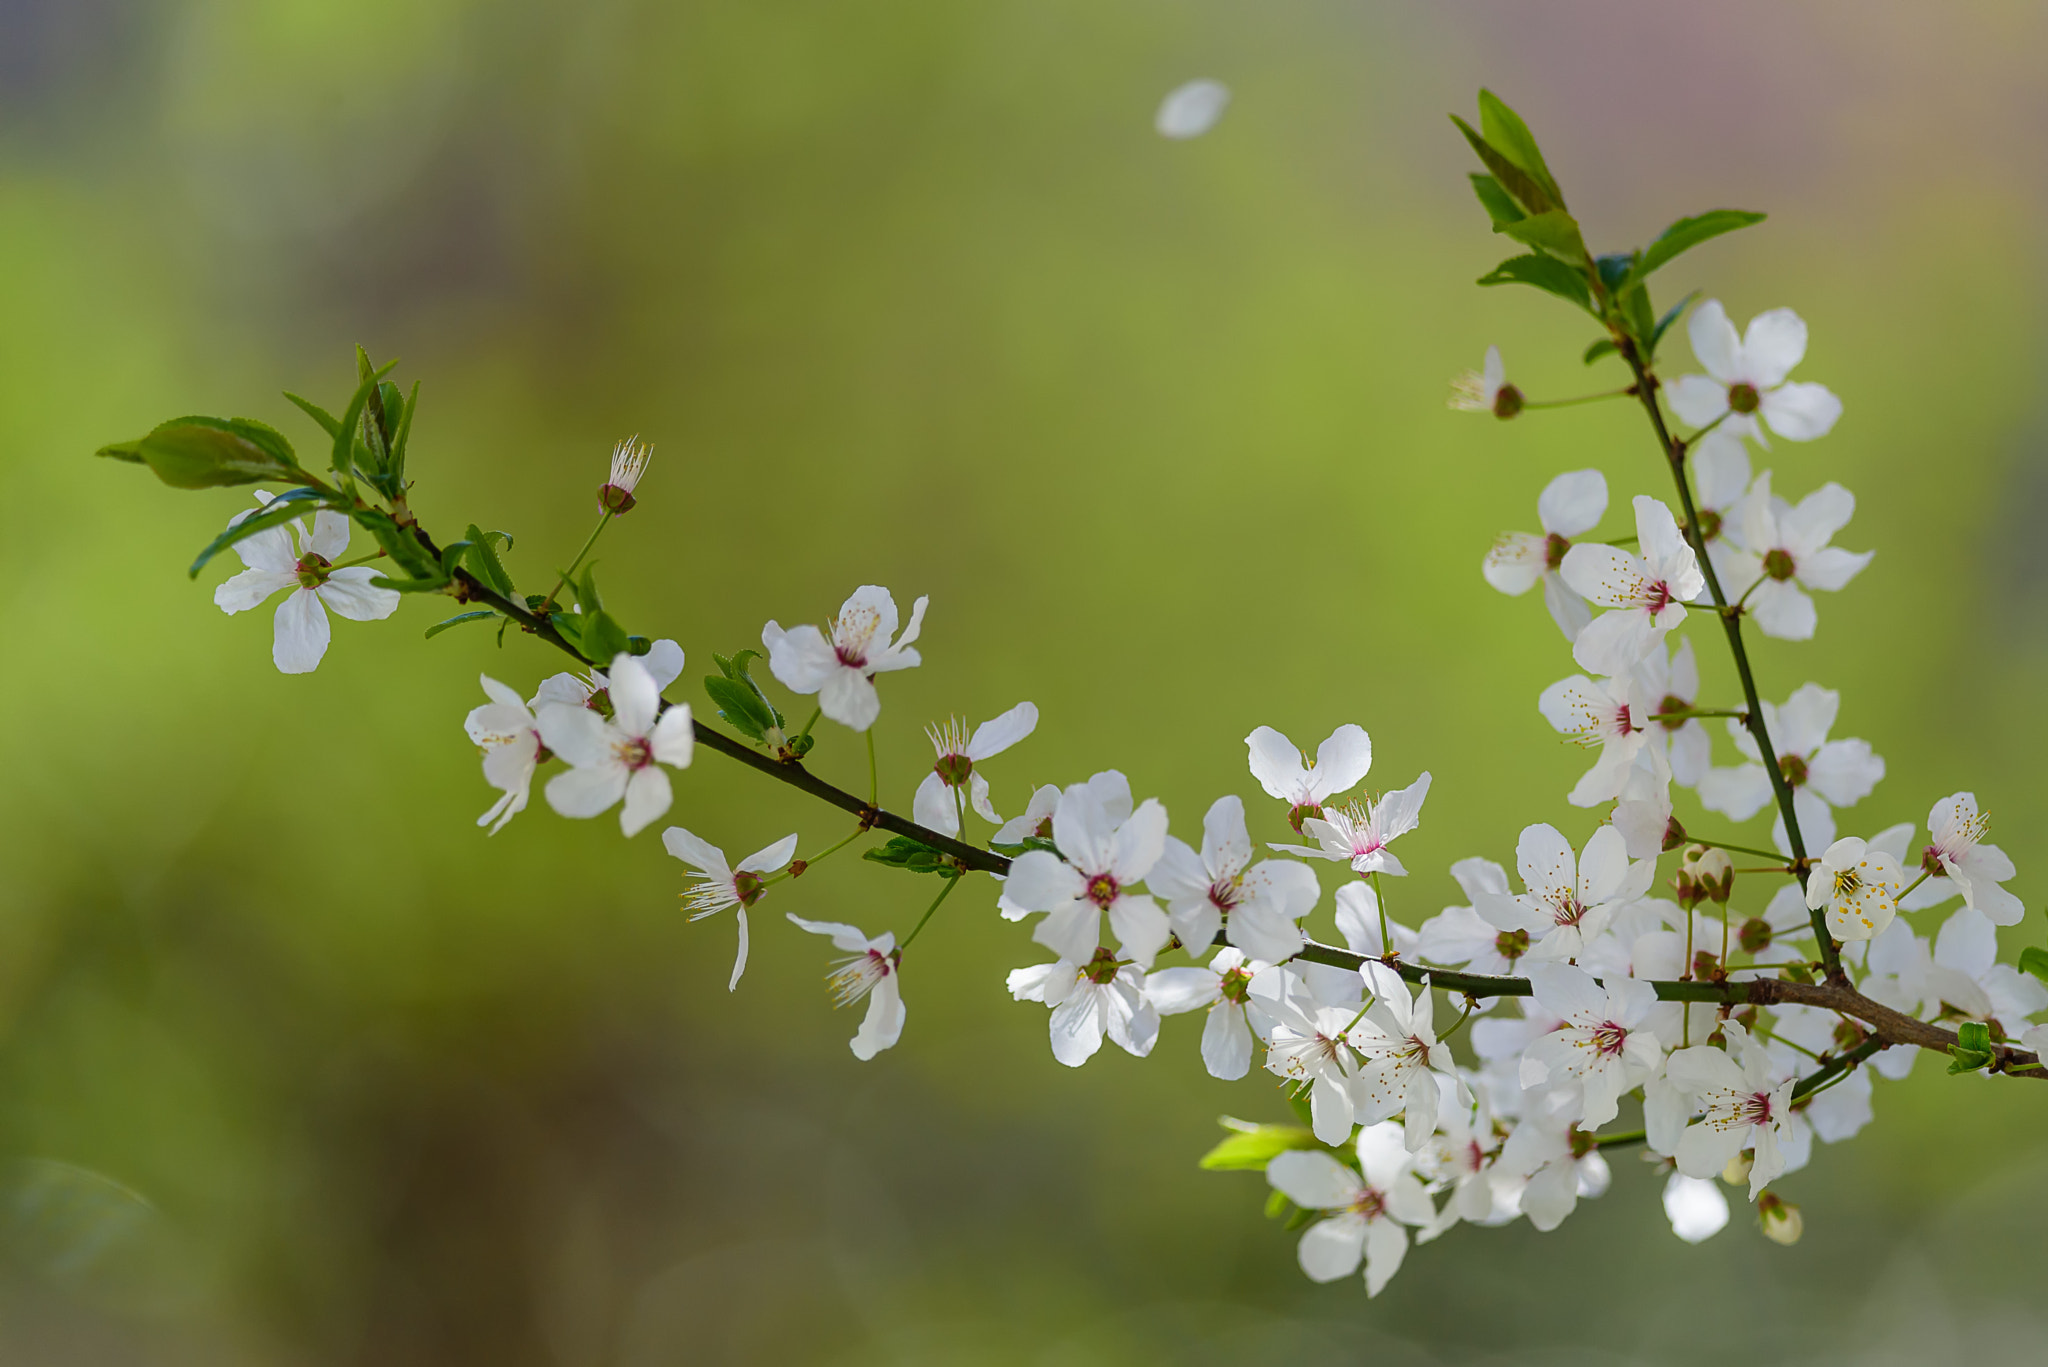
[
  {"x1": 1757, "y1": 1191, "x2": 1803, "y2": 1245},
  {"x1": 598, "y1": 436, "x2": 652, "y2": 515},
  {"x1": 1721, "y1": 1152, "x2": 1752, "y2": 1187},
  {"x1": 1697, "y1": 848, "x2": 1734, "y2": 904},
  {"x1": 1662, "y1": 815, "x2": 1688, "y2": 852},
  {"x1": 1493, "y1": 383, "x2": 1524, "y2": 419}
]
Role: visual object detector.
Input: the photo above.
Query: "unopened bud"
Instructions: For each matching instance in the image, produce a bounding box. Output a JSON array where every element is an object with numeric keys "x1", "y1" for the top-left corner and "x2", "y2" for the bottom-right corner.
[
  {"x1": 1698, "y1": 848, "x2": 1734, "y2": 904},
  {"x1": 1721, "y1": 1152, "x2": 1753, "y2": 1187},
  {"x1": 1662, "y1": 815, "x2": 1688, "y2": 852},
  {"x1": 1287, "y1": 802, "x2": 1324, "y2": 835},
  {"x1": 1757, "y1": 1191, "x2": 1803, "y2": 1245},
  {"x1": 1493, "y1": 383, "x2": 1524, "y2": 419}
]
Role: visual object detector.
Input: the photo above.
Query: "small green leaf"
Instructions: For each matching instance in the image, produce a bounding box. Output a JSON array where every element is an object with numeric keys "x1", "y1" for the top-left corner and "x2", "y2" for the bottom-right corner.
[
  {"x1": 1449, "y1": 115, "x2": 1557, "y2": 217},
  {"x1": 1477, "y1": 89, "x2": 1564, "y2": 207},
  {"x1": 186, "y1": 488, "x2": 331, "y2": 578},
  {"x1": 1476, "y1": 253, "x2": 1593, "y2": 312},
  {"x1": 1583, "y1": 338, "x2": 1619, "y2": 365},
  {"x1": 388, "y1": 380, "x2": 420, "y2": 486},
  {"x1": 580, "y1": 609, "x2": 631, "y2": 665},
  {"x1": 1629, "y1": 209, "x2": 1767, "y2": 286},
  {"x1": 989, "y1": 835, "x2": 1061, "y2": 859},
  {"x1": 103, "y1": 418, "x2": 304, "y2": 490},
  {"x1": 1198, "y1": 1123, "x2": 1319, "y2": 1172},
  {"x1": 2018, "y1": 947, "x2": 2048, "y2": 984},
  {"x1": 1467, "y1": 173, "x2": 1525, "y2": 228},
  {"x1": 461, "y1": 524, "x2": 517, "y2": 599},
  {"x1": 426, "y1": 611, "x2": 497, "y2": 639},
  {"x1": 1947, "y1": 1047, "x2": 1993, "y2": 1076},
  {"x1": 1619, "y1": 281, "x2": 1657, "y2": 351},
  {"x1": 1956, "y1": 1021, "x2": 1992, "y2": 1054},
  {"x1": 331, "y1": 355, "x2": 398, "y2": 478},
  {"x1": 863, "y1": 835, "x2": 961, "y2": 878},
  {"x1": 1262, "y1": 1189, "x2": 1290, "y2": 1220},
  {"x1": 352, "y1": 507, "x2": 439, "y2": 579},
  {"x1": 1498, "y1": 208, "x2": 1588, "y2": 265},
  {"x1": 704, "y1": 676, "x2": 774, "y2": 741},
  {"x1": 283, "y1": 391, "x2": 342, "y2": 438},
  {"x1": 1648, "y1": 291, "x2": 1699, "y2": 360}
]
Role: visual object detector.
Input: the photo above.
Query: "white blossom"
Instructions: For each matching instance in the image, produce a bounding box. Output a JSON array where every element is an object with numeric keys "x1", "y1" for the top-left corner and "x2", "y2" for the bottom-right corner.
[
  {"x1": 1259, "y1": 982, "x2": 1368, "y2": 1145},
  {"x1": 1901, "y1": 792, "x2": 2023, "y2": 924},
  {"x1": 1494, "y1": 1094, "x2": 1612, "y2": 1231},
  {"x1": 1415, "y1": 858, "x2": 1527, "y2": 975},
  {"x1": 1633, "y1": 637, "x2": 1711, "y2": 788},
  {"x1": 1666, "y1": 1022, "x2": 1800, "y2": 1199},
  {"x1": 1150, "y1": 795, "x2": 1320, "y2": 961},
  {"x1": 1662, "y1": 1173, "x2": 1730, "y2": 1243},
  {"x1": 1002, "y1": 772, "x2": 1172, "y2": 967},
  {"x1": 1720, "y1": 472, "x2": 1872, "y2": 640},
  {"x1": 1475, "y1": 824, "x2": 1654, "y2": 965},
  {"x1": 1245, "y1": 723, "x2": 1372, "y2": 831},
  {"x1": 1146, "y1": 947, "x2": 1272, "y2": 1080},
  {"x1": 1559, "y1": 495, "x2": 1704, "y2": 674},
  {"x1": 533, "y1": 638, "x2": 685, "y2": 712},
  {"x1": 1666, "y1": 300, "x2": 1843, "y2": 445},
  {"x1": 538, "y1": 653, "x2": 695, "y2": 837},
  {"x1": 1518, "y1": 963, "x2": 1663, "y2": 1129},
  {"x1": 662, "y1": 828, "x2": 799, "y2": 991},
  {"x1": 212, "y1": 494, "x2": 400, "y2": 673},
  {"x1": 1270, "y1": 772, "x2": 1432, "y2": 877},
  {"x1": 463, "y1": 675, "x2": 542, "y2": 834},
  {"x1": 1333, "y1": 879, "x2": 1419, "y2": 961},
  {"x1": 762, "y1": 585, "x2": 927, "y2": 732},
  {"x1": 911, "y1": 702, "x2": 1038, "y2": 838},
  {"x1": 1483, "y1": 469, "x2": 1606, "y2": 641},
  {"x1": 1696, "y1": 683, "x2": 1883, "y2": 852},
  {"x1": 1007, "y1": 954, "x2": 1158, "y2": 1067},
  {"x1": 1450, "y1": 345, "x2": 1519, "y2": 418},
  {"x1": 1265, "y1": 1123, "x2": 1435, "y2": 1295},
  {"x1": 787, "y1": 915, "x2": 905, "y2": 1059},
  {"x1": 1806, "y1": 835, "x2": 1907, "y2": 940},
  {"x1": 1351, "y1": 963, "x2": 1460, "y2": 1151},
  {"x1": 1538, "y1": 671, "x2": 1659, "y2": 806}
]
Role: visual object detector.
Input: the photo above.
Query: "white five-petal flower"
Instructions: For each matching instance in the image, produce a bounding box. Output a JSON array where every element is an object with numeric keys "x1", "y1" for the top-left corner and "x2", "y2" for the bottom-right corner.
[
  {"x1": 1245, "y1": 723, "x2": 1373, "y2": 832},
  {"x1": 463, "y1": 675, "x2": 542, "y2": 834},
  {"x1": 1518, "y1": 963, "x2": 1663, "y2": 1129},
  {"x1": 762, "y1": 585, "x2": 927, "y2": 732},
  {"x1": 1001, "y1": 772, "x2": 1173, "y2": 967},
  {"x1": 1265, "y1": 1124, "x2": 1435, "y2": 1296},
  {"x1": 1475, "y1": 824, "x2": 1654, "y2": 965},
  {"x1": 1146, "y1": 947, "x2": 1272, "y2": 1080},
  {"x1": 662, "y1": 827, "x2": 799, "y2": 991},
  {"x1": 787, "y1": 915, "x2": 906, "y2": 1059},
  {"x1": 1007, "y1": 954, "x2": 1158, "y2": 1067},
  {"x1": 1149, "y1": 795, "x2": 1321, "y2": 962},
  {"x1": 212, "y1": 494, "x2": 400, "y2": 673},
  {"x1": 911, "y1": 701, "x2": 1038, "y2": 838},
  {"x1": 1722, "y1": 472, "x2": 1872, "y2": 640},
  {"x1": 1696, "y1": 683, "x2": 1884, "y2": 853},
  {"x1": 1559, "y1": 495, "x2": 1704, "y2": 675},
  {"x1": 1805, "y1": 835, "x2": 1906, "y2": 940},
  {"x1": 1449, "y1": 345, "x2": 1519, "y2": 418},
  {"x1": 1666, "y1": 301, "x2": 1843, "y2": 445},
  {"x1": 1483, "y1": 469, "x2": 1607, "y2": 642},
  {"x1": 1666, "y1": 1022, "x2": 1798, "y2": 1200},
  {"x1": 1538, "y1": 671, "x2": 1659, "y2": 807},
  {"x1": 1350, "y1": 963, "x2": 1460, "y2": 1152},
  {"x1": 538, "y1": 653, "x2": 695, "y2": 837},
  {"x1": 1901, "y1": 792, "x2": 2023, "y2": 924},
  {"x1": 1271, "y1": 773, "x2": 1433, "y2": 877}
]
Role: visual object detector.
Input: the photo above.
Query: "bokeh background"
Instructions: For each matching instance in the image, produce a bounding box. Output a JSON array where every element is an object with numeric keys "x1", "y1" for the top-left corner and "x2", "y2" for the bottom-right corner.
[{"x1": 4, "y1": 0, "x2": 2046, "y2": 1361}]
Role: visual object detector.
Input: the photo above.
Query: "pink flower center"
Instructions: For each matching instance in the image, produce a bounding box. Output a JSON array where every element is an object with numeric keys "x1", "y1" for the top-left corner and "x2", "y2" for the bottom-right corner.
[
  {"x1": 1349, "y1": 1185, "x2": 1387, "y2": 1221},
  {"x1": 1086, "y1": 874, "x2": 1120, "y2": 909},
  {"x1": 1591, "y1": 1021, "x2": 1628, "y2": 1057}
]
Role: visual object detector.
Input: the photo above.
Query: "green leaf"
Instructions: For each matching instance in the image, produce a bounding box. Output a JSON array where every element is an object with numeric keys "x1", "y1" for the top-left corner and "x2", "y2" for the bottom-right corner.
[
  {"x1": 710, "y1": 650, "x2": 784, "y2": 731},
  {"x1": 1648, "y1": 291, "x2": 1699, "y2": 360},
  {"x1": 388, "y1": 380, "x2": 420, "y2": 486},
  {"x1": 1593, "y1": 252, "x2": 1635, "y2": 294},
  {"x1": 462, "y1": 524, "x2": 517, "y2": 599},
  {"x1": 704, "y1": 676, "x2": 776, "y2": 741},
  {"x1": 1477, "y1": 89, "x2": 1564, "y2": 207},
  {"x1": 1198, "y1": 1123, "x2": 1318, "y2": 1172},
  {"x1": 1956, "y1": 1021, "x2": 1992, "y2": 1054},
  {"x1": 862, "y1": 835, "x2": 962, "y2": 878},
  {"x1": 1449, "y1": 115, "x2": 1557, "y2": 217},
  {"x1": 580, "y1": 609, "x2": 631, "y2": 665},
  {"x1": 1498, "y1": 208, "x2": 1588, "y2": 264},
  {"x1": 989, "y1": 835, "x2": 1061, "y2": 858},
  {"x1": 1630, "y1": 209, "x2": 1767, "y2": 285},
  {"x1": 186, "y1": 488, "x2": 332, "y2": 578},
  {"x1": 331, "y1": 355, "x2": 398, "y2": 478},
  {"x1": 1619, "y1": 282, "x2": 1657, "y2": 351},
  {"x1": 1476, "y1": 253, "x2": 1593, "y2": 312},
  {"x1": 1947, "y1": 1046, "x2": 1993, "y2": 1075},
  {"x1": 2018, "y1": 947, "x2": 2048, "y2": 984},
  {"x1": 1262, "y1": 1190, "x2": 1291, "y2": 1220},
  {"x1": 1583, "y1": 338, "x2": 1619, "y2": 365},
  {"x1": 102, "y1": 417, "x2": 305, "y2": 490},
  {"x1": 426, "y1": 611, "x2": 497, "y2": 639},
  {"x1": 368, "y1": 573, "x2": 452, "y2": 594},
  {"x1": 282, "y1": 392, "x2": 341, "y2": 438},
  {"x1": 1467, "y1": 173, "x2": 1525, "y2": 228},
  {"x1": 572, "y1": 565, "x2": 604, "y2": 616}
]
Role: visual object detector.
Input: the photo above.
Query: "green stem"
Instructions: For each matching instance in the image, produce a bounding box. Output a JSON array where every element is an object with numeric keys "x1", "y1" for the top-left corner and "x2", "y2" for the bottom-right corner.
[
  {"x1": 1590, "y1": 1128, "x2": 1645, "y2": 1149},
  {"x1": 867, "y1": 729, "x2": 878, "y2": 807},
  {"x1": 1686, "y1": 836, "x2": 1792, "y2": 863},
  {"x1": 1620, "y1": 345, "x2": 1833, "y2": 981},
  {"x1": 898, "y1": 876, "x2": 961, "y2": 952},
  {"x1": 328, "y1": 550, "x2": 389, "y2": 571},
  {"x1": 1372, "y1": 871, "x2": 1390, "y2": 957},
  {"x1": 1896, "y1": 869, "x2": 1932, "y2": 901},
  {"x1": 1523, "y1": 388, "x2": 1631, "y2": 409},
  {"x1": 796, "y1": 706, "x2": 822, "y2": 743},
  {"x1": 540, "y1": 513, "x2": 613, "y2": 612},
  {"x1": 791, "y1": 824, "x2": 868, "y2": 873}
]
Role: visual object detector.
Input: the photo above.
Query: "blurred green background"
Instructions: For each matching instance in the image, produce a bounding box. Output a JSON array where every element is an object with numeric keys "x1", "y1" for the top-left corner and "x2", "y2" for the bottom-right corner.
[{"x1": 4, "y1": 0, "x2": 2046, "y2": 1361}]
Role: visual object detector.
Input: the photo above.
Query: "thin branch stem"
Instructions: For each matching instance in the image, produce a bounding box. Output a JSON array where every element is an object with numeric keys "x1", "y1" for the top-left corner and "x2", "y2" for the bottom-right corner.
[
  {"x1": 540, "y1": 513, "x2": 613, "y2": 613},
  {"x1": 1522, "y1": 388, "x2": 1631, "y2": 409},
  {"x1": 1618, "y1": 343, "x2": 1837, "y2": 984},
  {"x1": 898, "y1": 875, "x2": 961, "y2": 952},
  {"x1": 1686, "y1": 836, "x2": 1791, "y2": 863}
]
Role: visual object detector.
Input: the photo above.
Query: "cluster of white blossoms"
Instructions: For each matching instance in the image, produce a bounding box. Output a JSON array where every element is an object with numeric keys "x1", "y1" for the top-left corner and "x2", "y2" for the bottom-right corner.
[{"x1": 158, "y1": 121, "x2": 2045, "y2": 1299}]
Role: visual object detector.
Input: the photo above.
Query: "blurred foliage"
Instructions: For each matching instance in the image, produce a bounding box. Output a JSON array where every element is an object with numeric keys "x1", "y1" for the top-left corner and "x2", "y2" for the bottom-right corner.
[{"x1": 3, "y1": 0, "x2": 2048, "y2": 1362}]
